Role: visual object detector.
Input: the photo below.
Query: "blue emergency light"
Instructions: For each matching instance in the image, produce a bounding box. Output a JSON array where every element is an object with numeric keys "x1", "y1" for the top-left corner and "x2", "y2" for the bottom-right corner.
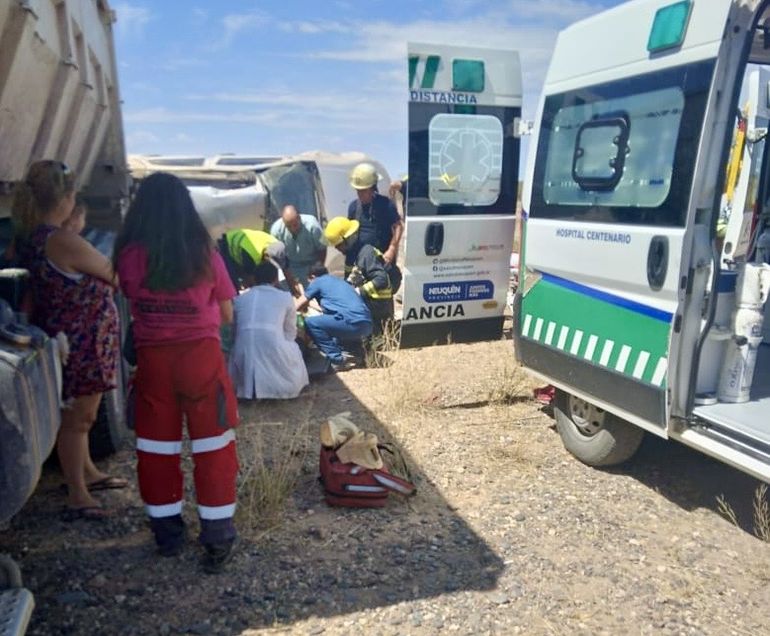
[{"x1": 647, "y1": 0, "x2": 692, "y2": 53}]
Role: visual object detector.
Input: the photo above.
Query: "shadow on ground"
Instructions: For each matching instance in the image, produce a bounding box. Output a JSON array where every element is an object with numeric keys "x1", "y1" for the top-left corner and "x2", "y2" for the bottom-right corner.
[
  {"x1": 618, "y1": 434, "x2": 765, "y2": 535},
  {"x1": 0, "y1": 369, "x2": 504, "y2": 635}
]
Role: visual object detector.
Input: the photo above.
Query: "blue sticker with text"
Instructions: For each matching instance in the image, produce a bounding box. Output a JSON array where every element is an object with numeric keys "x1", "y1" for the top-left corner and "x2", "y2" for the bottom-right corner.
[{"x1": 423, "y1": 280, "x2": 494, "y2": 303}]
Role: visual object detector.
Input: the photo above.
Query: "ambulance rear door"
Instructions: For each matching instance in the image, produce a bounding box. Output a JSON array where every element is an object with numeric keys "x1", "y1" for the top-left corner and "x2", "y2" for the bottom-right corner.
[{"x1": 400, "y1": 43, "x2": 521, "y2": 348}]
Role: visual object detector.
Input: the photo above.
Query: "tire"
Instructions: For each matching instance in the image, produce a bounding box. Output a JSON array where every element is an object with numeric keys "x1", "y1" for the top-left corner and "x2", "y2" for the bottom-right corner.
[
  {"x1": 0, "y1": 554, "x2": 22, "y2": 589},
  {"x1": 554, "y1": 389, "x2": 644, "y2": 467},
  {"x1": 89, "y1": 386, "x2": 129, "y2": 461}
]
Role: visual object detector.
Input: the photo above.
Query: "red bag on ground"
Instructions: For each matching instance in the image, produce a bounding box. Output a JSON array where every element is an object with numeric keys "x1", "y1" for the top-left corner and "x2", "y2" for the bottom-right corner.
[{"x1": 319, "y1": 446, "x2": 415, "y2": 508}]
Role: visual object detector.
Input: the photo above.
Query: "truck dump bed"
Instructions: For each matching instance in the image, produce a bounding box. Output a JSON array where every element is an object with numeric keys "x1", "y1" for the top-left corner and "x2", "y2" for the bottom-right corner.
[{"x1": 0, "y1": 0, "x2": 128, "y2": 225}]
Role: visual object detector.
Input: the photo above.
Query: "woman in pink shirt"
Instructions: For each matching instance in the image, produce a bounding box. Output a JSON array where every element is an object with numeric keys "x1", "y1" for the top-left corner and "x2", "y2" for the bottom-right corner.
[{"x1": 114, "y1": 173, "x2": 239, "y2": 574}]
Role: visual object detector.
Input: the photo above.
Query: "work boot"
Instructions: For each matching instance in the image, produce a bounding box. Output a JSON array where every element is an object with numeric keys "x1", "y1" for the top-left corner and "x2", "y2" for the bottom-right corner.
[
  {"x1": 201, "y1": 539, "x2": 235, "y2": 574},
  {"x1": 151, "y1": 515, "x2": 186, "y2": 557}
]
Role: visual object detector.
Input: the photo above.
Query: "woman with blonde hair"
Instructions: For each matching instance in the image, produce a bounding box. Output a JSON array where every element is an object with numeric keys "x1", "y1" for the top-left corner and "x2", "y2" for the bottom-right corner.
[{"x1": 12, "y1": 160, "x2": 122, "y2": 520}]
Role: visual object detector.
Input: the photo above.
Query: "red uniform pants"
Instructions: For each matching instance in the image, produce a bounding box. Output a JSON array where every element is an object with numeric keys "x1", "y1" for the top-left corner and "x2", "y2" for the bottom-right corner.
[{"x1": 134, "y1": 338, "x2": 239, "y2": 539}]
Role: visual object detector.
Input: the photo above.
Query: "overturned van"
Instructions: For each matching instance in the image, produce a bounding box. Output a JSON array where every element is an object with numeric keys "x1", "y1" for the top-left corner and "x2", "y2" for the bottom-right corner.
[
  {"x1": 127, "y1": 151, "x2": 391, "y2": 275},
  {"x1": 515, "y1": 0, "x2": 770, "y2": 482}
]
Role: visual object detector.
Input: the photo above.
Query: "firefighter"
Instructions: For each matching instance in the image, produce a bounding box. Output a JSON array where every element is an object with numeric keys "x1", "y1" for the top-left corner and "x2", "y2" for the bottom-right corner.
[
  {"x1": 324, "y1": 216, "x2": 398, "y2": 346},
  {"x1": 346, "y1": 162, "x2": 403, "y2": 271}
]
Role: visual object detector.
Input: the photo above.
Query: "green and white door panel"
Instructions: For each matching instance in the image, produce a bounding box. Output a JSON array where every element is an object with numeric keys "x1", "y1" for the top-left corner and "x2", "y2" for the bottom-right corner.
[
  {"x1": 402, "y1": 42, "x2": 521, "y2": 348},
  {"x1": 516, "y1": 48, "x2": 717, "y2": 432}
]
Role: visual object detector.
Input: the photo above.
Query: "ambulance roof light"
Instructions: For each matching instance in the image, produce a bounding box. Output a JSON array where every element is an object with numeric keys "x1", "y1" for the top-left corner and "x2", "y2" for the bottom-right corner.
[
  {"x1": 647, "y1": 0, "x2": 692, "y2": 53},
  {"x1": 452, "y1": 59, "x2": 484, "y2": 93}
]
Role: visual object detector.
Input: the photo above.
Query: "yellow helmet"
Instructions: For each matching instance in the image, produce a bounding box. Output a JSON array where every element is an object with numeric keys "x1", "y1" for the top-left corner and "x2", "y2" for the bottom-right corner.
[
  {"x1": 324, "y1": 217, "x2": 360, "y2": 247},
  {"x1": 349, "y1": 162, "x2": 378, "y2": 190}
]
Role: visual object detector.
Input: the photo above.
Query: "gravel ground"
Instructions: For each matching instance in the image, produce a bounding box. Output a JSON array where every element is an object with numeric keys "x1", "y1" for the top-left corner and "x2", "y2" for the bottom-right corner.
[{"x1": 2, "y1": 339, "x2": 770, "y2": 635}]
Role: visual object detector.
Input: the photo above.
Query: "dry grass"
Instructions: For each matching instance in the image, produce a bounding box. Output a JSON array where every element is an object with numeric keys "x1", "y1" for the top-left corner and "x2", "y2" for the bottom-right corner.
[
  {"x1": 236, "y1": 417, "x2": 311, "y2": 534},
  {"x1": 363, "y1": 318, "x2": 400, "y2": 369},
  {"x1": 753, "y1": 484, "x2": 770, "y2": 542},
  {"x1": 716, "y1": 484, "x2": 770, "y2": 542},
  {"x1": 716, "y1": 494, "x2": 740, "y2": 528},
  {"x1": 486, "y1": 360, "x2": 530, "y2": 405}
]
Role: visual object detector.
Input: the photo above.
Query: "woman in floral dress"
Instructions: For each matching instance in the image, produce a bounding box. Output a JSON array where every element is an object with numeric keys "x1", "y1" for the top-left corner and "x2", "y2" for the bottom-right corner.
[{"x1": 12, "y1": 160, "x2": 122, "y2": 520}]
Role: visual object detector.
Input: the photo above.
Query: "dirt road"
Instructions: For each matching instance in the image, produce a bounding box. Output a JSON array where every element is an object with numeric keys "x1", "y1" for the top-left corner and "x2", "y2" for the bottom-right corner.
[{"x1": 2, "y1": 340, "x2": 769, "y2": 635}]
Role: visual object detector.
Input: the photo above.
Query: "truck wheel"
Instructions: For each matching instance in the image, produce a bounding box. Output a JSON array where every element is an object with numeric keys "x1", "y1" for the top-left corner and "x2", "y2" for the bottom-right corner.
[
  {"x1": 0, "y1": 554, "x2": 22, "y2": 589},
  {"x1": 89, "y1": 385, "x2": 129, "y2": 461},
  {"x1": 554, "y1": 389, "x2": 644, "y2": 467}
]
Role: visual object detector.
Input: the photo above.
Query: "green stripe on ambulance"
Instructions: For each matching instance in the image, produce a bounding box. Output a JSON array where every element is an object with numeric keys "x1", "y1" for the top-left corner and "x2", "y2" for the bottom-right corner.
[{"x1": 521, "y1": 278, "x2": 670, "y2": 387}]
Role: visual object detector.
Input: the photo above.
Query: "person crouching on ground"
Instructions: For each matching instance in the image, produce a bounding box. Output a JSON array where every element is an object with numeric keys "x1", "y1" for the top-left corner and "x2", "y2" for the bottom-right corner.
[
  {"x1": 295, "y1": 264, "x2": 372, "y2": 371},
  {"x1": 218, "y1": 227, "x2": 300, "y2": 296},
  {"x1": 324, "y1": 216, "x2": 395, "y2": 343},
  {"x1": 113, "y1": 172, "x2": 239, "y2": 574},
  {"x1": 229, "y1": 260, "x2": 309, "y2": 399}
]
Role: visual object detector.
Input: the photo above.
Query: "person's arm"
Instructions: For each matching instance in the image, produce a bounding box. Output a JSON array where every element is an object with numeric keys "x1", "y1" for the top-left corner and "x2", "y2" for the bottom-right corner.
[
  {"x1": 383, "y1": 219, "x2": 403, "y2": 265},
  {"x1": 211, "y1": 250, "x2": 237, "y2": 324},
  {"x1": 311, "y1": 221, "x2": 328, "y2": 265},
  {"x1": 295, "y1": 294, "x2": 310, "y2": 312},
  {"x1": 283, "y1": 268, "x2": 301, "y2": 297},
  {"x1": 358, "y1": 247, "x2": 389, "y2": 295},
  {"x1": 46, "y1": 229, "x2": 115, "y2": 284},
  {"x1": 220, "y1": 299, "x2": 234, "y2": 324}
]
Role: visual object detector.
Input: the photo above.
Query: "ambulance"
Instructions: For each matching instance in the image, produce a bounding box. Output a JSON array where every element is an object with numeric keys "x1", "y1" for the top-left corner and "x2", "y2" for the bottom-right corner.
[
  {"x1": 401, "y1": 43, "x2": 522, "y2": 347},
  {"x1": 514, "y1": 0, "x2": 770, "y2": 482}
]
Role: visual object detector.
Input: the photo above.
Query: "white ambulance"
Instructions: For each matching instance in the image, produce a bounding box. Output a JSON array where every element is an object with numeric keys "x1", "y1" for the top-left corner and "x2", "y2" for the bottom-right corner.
[
  {"x1": 401, "y1": 43, "x2": 522, "y2": 347},
  {"x1": 514, "y1": 0, "x2": 770, "y2": 482}
]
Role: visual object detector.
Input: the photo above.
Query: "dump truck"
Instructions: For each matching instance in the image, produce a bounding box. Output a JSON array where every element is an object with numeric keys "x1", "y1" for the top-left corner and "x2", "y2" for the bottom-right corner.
[{"x1": 0, "y1": 1, "x2": 130, "y2": 632}]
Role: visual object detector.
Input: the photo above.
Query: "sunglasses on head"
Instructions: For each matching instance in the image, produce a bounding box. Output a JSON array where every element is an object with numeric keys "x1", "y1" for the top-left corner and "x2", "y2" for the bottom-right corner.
[{"x1": 51, "y1": 160, "x2": 70, "y2": 175}]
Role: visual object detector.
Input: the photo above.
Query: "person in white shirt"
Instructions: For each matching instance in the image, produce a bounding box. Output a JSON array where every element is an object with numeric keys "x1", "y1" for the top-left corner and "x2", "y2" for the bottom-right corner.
[{"x1": 229, "y1": 260, "x2": 309, "y2": 399}]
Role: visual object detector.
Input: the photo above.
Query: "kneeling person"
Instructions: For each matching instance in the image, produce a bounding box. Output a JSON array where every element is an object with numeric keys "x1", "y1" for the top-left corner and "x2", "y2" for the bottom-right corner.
[
  {"x1": 295, "y1": 264, "x2": 372, "y2": 370},
  {"x1": 324, "y1": 216, "x2": 395, "y2": 338},
  {"x1": 229, "y1": 261, "x2": 309, "y2": 399}
]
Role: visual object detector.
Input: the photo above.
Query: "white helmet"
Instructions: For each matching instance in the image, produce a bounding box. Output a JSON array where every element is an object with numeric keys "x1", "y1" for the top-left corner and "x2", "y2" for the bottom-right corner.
[{"x1": 349, "y1": 162, "x2": 378, "y2": 190}]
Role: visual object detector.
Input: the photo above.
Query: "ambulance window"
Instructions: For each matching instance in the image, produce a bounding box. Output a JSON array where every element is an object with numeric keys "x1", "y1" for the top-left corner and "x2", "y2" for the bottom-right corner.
[
  {"x1": 427, "y1": 114, "x2": 504, "y2": 207},
  {"x1": 572, "y1": 115, "x2": 630, "y2": 191},
  {"x1": 544, "y1": 87, "x2": 683, "y2": 207},
  {"x1": 530, "y1": 59, "x2": 714, "y2": 227}
]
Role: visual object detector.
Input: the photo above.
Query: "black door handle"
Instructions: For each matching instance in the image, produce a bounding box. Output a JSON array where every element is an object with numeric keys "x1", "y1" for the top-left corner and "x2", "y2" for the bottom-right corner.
[
  {"x1": 647, "y1": 235, "x2": 669, "y2": 291},
  {"x1": 425, "y1": 222, "x2": 444, "y2": 256}
]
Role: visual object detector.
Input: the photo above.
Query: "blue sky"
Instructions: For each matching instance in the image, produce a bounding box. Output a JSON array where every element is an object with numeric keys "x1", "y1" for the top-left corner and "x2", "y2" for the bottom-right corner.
[{"x1": 114, "y1": 0, "x2": 624, "y2": 178}]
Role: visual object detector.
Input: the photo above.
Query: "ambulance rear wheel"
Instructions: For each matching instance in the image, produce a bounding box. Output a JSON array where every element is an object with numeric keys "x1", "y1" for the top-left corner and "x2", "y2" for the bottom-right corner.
[{"x1": 554, "y1": 390, "x2": 644, "y2": 467}]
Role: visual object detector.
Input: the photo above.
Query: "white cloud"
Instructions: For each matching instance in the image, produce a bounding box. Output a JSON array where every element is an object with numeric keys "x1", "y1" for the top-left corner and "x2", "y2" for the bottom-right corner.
[
  {"x1": 508, "y1": 0, "x2": 605, "y2": 24},
  {"x1": 113, "y1": 3, "x2": 152, "y2": 38},
  {"x1": 126, "y1": 130, "x2": 159, "y2": 146},
  {"x1": 159, "y1": 57, "x2": 209, "y2": 72},
  {"x1": 278, "y1": 20, "x2": 352, "y2": 35},
  {"x1": 214, "y1": 11, "x2": 270, "y2": 48},
  {"x1": 124, "y1": 107, "x2": 281, "y2": 125}
]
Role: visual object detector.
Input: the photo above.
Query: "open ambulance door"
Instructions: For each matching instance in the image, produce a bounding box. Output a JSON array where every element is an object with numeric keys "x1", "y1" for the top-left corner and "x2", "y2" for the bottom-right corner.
[
  {"x1": 516, "y1": 0, "x2": 741, "y2": 436},
  {"x1": 399, "y1": 43, "x2": 521, "y2": 348}
]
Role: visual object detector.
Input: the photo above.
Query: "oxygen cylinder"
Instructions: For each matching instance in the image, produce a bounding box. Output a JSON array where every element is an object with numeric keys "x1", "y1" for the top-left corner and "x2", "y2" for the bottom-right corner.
[{"x1": 717, "y1": 263, "x2": 770, "y2": 403}]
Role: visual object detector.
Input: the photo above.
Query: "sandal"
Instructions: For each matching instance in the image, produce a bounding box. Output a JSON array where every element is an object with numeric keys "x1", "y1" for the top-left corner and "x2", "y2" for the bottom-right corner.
[
  {"x1": 58, "y1": 476, "x2": 129, "y2": 494},
  {"x1": 61, "y1": 506, "x2": 109, "y2": 522},
  {"x1": 87, "y1": 476, "x2": 129, "y2": 491}
]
